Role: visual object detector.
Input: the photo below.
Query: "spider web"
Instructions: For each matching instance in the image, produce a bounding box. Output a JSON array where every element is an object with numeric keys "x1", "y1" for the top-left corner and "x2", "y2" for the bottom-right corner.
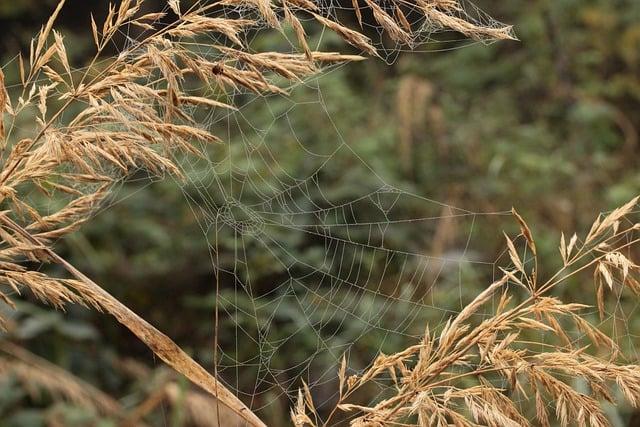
[
  {"x1": 0, "y1": 0, "x2": 520, "y2": 422},
  {"x1": 2, "y1": 1, "x2": 639, "y2": 424},
  {"x1": 128, "y1": 0, "x2": 518, "y2": 419},
  {"x1": 178, "y1": 99, "x2": 509, "y2": 417}
]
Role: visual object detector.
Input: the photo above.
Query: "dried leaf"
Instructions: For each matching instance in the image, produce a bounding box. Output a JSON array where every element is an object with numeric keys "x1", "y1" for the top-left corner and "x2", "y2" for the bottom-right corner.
[
  {"x1": 352, "y1": 0, "x2": 362, "y2": 27},
  {"x1": 339, "y1": 354, "x2": 347, "y2": 396},
  {"x1": 34, "y1": 0, "x2": 67, "y2": 64},
  {"x1": 312, "y1": 13, "x2": 377, "y2": 56},
  {"x1": 0, "y1": 68, "x2": 6, "y2": 142},
  {"x1": 168, "y1": 0, "x2": 181, "y2": 16},
  {"x1": 90, "y1": 14, "x2": 100, "y2": 48},
  {"x1": 512, "y1": 208, "x2": 536, "y2": 256},
  {"x1": 567, "y1": 233, "x2": 578, "y2": 259},
  {"x1": 504, "y1": 232, "x2": 524, "y2": 274},
  {"x1": 598, "y1": 263, "x2": 614, "y2": 289}
]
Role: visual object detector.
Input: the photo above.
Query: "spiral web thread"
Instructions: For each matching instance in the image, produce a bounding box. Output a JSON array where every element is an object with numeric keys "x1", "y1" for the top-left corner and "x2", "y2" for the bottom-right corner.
[
  {"x1": 9, "y1": 0, "x2": 636, "y2": 422},
  {"x1": 3, "y1": 0, "x2": 594, "y2": 422},
  {"x1": 0, "y1": 0, "x2": 637, "y2": 424},
  {"x1": 147, "y1": 2, "x2": 640, "y2": 420},
  {"x1": 111, "y1": 0, "x2": 523, "y2": 418}
]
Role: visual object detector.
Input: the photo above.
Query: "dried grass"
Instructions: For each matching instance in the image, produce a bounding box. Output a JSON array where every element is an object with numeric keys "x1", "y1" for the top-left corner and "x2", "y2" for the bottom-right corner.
[
  {"x1": 0, "y1": 0, "x2": 513, "y2": 425},
  {"x1": 0, "y1": 341, "x2": 121, "y2": 416},
  {"x1": 293, "y1": 199, "x2": 640, "y2": 426},
  {"x1": 115, "y1": 362, "x2": 244, "y2": 427}
]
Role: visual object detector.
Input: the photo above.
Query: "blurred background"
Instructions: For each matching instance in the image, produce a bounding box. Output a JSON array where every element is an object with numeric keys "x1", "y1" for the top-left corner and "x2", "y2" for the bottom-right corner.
[{"x1": 1, "y1": 0, "x2": 640, "y2": 426}]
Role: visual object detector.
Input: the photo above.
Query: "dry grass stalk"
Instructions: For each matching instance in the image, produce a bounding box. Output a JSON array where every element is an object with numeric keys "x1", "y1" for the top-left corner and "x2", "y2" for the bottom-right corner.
[
  {"x1": 164, "y1": 382, "x2": 248, "y2": 427},
  {"x1": 0, "y1": 341, "x2": 121, "y2": 416},
  {"x1": 294, "y1": 198, "x2": 640, "y2": 426},
  {"x1": 118, "y1": 363, "x2": 244, "y2": 427},
  {"x1": 0, "y1": 213, "x2": 266, "y2": 427},
  {"x1": 417, "y1": 0, "x2": 516, "y2": 42},
  {"x1": 0, "y1": 69, "x2": 6, "y2": 143},
  {"x1": 0, "y1": 0, "x2": 512, "y2": 425}
]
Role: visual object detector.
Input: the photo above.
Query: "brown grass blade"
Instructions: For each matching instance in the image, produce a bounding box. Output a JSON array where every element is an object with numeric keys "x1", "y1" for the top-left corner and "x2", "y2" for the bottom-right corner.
[
  {"x1": 0, "y1": 214, "x2": 266, "y2": 427},
  {"x1": 0, "y1": 341, "x2": 121, "y2": 415},
  {"x1": 311, "y1": 13, "x2": 377, "y2": 57},
  {"x1": 512, "y1": 208, "x2": 536, "y2": 256},
  {"x1": 0, "y1": 72, "x2": 4, "y2": 144}
]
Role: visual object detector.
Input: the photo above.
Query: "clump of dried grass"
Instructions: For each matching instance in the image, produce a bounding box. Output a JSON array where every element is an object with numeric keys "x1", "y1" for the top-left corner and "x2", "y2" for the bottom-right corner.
[
  {"x1": 293, "y1": 199, "x2": 640, "y2": 426},
  {"x1": 0, "y1": 341, "x2": 121, "y2": 416},
  {"x1": 0, "y1": 0, "x2": 512, "y2": 425}
]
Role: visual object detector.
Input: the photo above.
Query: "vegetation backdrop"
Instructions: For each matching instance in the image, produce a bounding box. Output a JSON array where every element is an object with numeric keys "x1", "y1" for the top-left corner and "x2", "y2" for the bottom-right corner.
[{"x1": 0, "y1": 0, "x2": 639, "y2": 426}]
